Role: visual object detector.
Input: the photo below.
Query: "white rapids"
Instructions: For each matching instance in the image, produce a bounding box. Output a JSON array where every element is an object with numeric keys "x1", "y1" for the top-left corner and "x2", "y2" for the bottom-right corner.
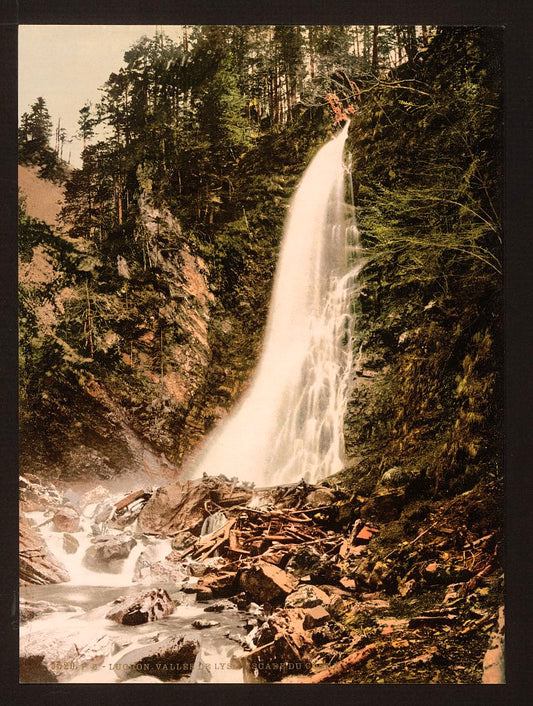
[{"x1": 189, "y1": 122, "x2": 363, "y2": 486}]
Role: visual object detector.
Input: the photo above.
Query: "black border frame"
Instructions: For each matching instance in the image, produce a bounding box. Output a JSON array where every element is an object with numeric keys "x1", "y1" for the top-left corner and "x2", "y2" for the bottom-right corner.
[{"x1": 2, "y1": 1, "x2": 532, "y2": 704}]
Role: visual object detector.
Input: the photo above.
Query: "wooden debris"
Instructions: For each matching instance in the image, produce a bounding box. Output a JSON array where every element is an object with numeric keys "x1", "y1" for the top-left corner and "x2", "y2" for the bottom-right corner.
[
  {"x1": 114, "y1": 488, "x2": 151, "y2": 513},
  {"x1": 299, "y1": 643, "x2": 377, "y2": 683}
]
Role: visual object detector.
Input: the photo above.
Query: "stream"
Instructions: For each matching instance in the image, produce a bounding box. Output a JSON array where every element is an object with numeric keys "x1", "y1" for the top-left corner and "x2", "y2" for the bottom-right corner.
[{"x1": 20, "y1": 499, "x2": 248, "y2": 683}]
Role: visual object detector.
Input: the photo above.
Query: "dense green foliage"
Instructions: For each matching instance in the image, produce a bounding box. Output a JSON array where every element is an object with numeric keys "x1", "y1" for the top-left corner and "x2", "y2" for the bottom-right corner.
[{"x1": 346, "y1": 27, "x2": 502, "y2": 496}]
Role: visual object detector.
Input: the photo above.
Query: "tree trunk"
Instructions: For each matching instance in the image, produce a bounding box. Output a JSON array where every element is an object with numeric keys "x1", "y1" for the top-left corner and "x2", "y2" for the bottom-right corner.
[
  {"x1": 396, "y1": 26, "x2": 403, "y2": 64},
  {"x1": 285, "y1": 71, "x2": 291, "y2": 122},
  {"x1": 421, "y1": 25, "x2": 429, "y2": 47},
  {"x1": 85, "y1": 279, "x2": 95, "y2": 357},
  {"x1": 405, "y1": 26, "x2": 418, "y2": 63},
  {"x1": 372, "y1": 26, "x2": 379, "y2": 73}
]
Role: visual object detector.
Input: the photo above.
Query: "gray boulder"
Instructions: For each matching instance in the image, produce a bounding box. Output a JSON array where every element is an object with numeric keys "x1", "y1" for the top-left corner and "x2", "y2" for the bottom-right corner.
[
  {"x1": 106, "y1": 587, "x2": 175, "y2": 625},
  {"x1": 112, "y1": 635, "x2": 199, "y2": 681},
  {"x1": 83, "y1": 534, "x2": 137, "y2": 571}
]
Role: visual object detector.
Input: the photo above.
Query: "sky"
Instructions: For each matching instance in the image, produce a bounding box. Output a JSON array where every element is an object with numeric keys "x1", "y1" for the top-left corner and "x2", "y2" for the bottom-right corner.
[{"x1": 19, "y1": 25, "x2": 184, "y2": 167}]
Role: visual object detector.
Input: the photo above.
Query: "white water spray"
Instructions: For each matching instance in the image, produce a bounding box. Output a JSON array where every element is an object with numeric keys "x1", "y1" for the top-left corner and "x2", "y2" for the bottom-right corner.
[{"x1": 191, "y1": 122, "x2": 362, "y2": 486}]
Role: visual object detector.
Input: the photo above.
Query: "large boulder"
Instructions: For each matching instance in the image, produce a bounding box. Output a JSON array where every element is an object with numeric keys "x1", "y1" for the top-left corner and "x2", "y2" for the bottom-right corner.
[
  {"x1": 138, "y1": 475, "x2": 252, "y2": 536},
  {"x1": 112, "y1": 635, "x2": 199, "y2": 681},
  {"x1": 83, "y1": 534, "x2": 137, "y2": 571},
  {"x1": 239, "y1": 561, "x2": 298, "y2": 604},
  {"x1": 52, "y1": 507, "x2": 80, "y2": 533},
  {"x1": 19, "y1": 516, "x2": 70, "y2": 585},
  {"x1": 105, "y1": 588, "x2": 175, "y2": 625}
]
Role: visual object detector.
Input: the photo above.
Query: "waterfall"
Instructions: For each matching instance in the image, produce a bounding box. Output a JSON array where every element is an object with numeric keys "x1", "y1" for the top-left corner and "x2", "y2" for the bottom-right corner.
[{"x1": 191, "y1": 122, "x2": 362, "y2": 487}]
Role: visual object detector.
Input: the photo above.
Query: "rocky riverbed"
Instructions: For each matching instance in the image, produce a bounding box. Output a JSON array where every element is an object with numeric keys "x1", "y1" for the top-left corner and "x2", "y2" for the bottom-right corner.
[{"x1": 19, "y1": 471, "x2": 504, "y2": 683}]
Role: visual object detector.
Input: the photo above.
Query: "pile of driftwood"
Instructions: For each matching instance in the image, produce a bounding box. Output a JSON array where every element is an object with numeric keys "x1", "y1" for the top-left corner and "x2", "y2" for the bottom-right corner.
[
  {"x1": 180, "y1": 506, "x2": 347, "y2": 563},
  {"x1": 134, "y1": 479, "x2": 382, "y2": 612}
]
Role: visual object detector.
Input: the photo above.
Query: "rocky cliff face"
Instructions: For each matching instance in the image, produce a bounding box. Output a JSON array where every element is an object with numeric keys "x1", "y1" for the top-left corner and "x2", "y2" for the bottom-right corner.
[{"x1": 19, "y1": 190, "x2": 229, "y2": 482}]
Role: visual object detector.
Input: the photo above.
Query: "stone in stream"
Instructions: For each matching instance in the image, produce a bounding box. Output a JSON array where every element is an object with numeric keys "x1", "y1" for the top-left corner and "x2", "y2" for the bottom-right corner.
[
  {"x1": 112, "y1": 636, "x2": 199, "y2": 681},
  {"x1": 62, "y1": 533, "x2": 79, "y2": 554},
  {"x1": 204, "y1": 601, "x2": 236, "y2": 613},
  {"x1": 192, "y1": 619, "x2": 220, "y2": 629},
  {"x1": 52, "y1": 506, "x2": 80, "y2": 533},
  {"x1": 93, "y1": 500, "x2": 116, "y2": 525},
  {"x1": 105, "y1": 587, "x2": 175, "y2": 625},
  {"x1": 83, "y1": 534, "x2": 137, "y2": 571}
]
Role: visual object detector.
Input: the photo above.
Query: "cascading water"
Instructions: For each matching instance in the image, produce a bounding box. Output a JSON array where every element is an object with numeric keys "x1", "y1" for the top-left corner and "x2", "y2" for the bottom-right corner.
[{"x1": 190, "y1": 122, "x2": 363, "y2": 487}]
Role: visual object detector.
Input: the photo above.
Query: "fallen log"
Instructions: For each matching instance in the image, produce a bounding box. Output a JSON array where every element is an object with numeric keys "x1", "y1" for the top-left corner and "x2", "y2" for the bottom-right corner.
[
  {"x1": 298, "y1": 644, "x2": 377, "y2": 683},
  {"x1": 114, "y1": 489, "x2": 150, "y2": 513}
]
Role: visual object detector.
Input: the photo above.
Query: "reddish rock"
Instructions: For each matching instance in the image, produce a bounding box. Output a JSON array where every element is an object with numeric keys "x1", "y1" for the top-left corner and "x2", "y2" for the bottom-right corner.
[
  {"x1": 355, "y1": 525, "x2": 379, "y2": 543},
  {"x1": 339, "y1": 577, "x2": 356, "y2": 591},
  {"x1": 196, "y1": 570, "x2": 237, "y2": 599},
  {"x1": 52, "y1": 507, "x2": 80, "y2": 533},
  {"x1": 239, "y1": 561, "x2": 299, "y2": 604},
  {"x1": 303, "y1": 605, "x2": 330, "y2": 629},
  {"x1": 138, "y1": 476, "x2": 251, "y2": 536},
  {"x1": 19, "y1": 516, "x2": 70, "y2": 585}
]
